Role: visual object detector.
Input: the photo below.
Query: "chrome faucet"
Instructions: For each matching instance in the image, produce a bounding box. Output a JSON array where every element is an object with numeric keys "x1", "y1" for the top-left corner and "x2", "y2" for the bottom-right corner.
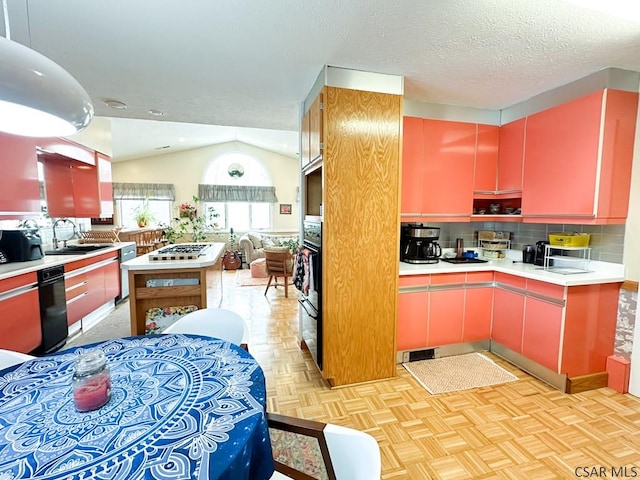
[{"x1": 52, "y1": 218, "x2": 78, "y2": 249}]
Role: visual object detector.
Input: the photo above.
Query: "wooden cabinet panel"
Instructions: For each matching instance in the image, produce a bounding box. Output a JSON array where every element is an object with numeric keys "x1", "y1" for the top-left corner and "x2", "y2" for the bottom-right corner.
[
  {"x1": 473, "y1": 124, "x2": 499, "y2": 192},
  {"x1": 497, "y1": 118, "x2": 525, "y2": 192},
  {"x1": 309, "y1": 93, "x2": 323, "y2": 162},
  {"x1": 492, "y1": 287, "x2": 524, "y2": 353},
  {"x1": 96, "y1": 152, "x2": 114, "y2": 217},
  {"x1": 0, "y1": 274, "x2": 41, "y2": 353},
  {"x1": 0, "y1": 132, "x2": 40, "y2": 216},
  {"x1": 401, "y1": 116, "x2": 426, "y2": 214},
  {"x1": 422, "y1": 119, "x2": 476, "y2": 216},
  {"x1": 463, "y1": 287, "x2": 493, "y2": 342},
  {"x1": 522, "y1": 297, "x2": 563, "y2": 372},
  {"x1": 428, "y1": 289, "x2": 464, "y2": 346},
  {"x1": 522, "y1": 91, "x2": 602, "y2": 218},
  {"x1": 301, "y1": 110, "x2": 311, "y2": 167},
  {"x1": 397, "y1": 291, "x2": 428, "y2": 351}
]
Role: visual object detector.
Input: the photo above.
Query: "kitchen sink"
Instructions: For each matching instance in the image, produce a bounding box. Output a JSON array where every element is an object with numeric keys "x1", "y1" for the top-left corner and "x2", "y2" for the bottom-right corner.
[
  {"x1": 44, "y1": 245, "x2": 111, "y2": 255},
  {"x1": 440, "y1": 257, "x2": 489, "y2": 264}
]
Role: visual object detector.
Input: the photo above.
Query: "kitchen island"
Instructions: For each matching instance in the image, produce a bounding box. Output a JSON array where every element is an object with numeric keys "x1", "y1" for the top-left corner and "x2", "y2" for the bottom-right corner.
[{"x1": 121, "y1": 242, "x2": 225, "y2": 336}]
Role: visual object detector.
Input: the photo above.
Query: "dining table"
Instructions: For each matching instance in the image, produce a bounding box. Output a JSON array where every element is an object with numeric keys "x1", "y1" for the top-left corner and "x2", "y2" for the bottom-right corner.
[{"x1": 0, "y1": 334, "x2": 275, "y2": 479}]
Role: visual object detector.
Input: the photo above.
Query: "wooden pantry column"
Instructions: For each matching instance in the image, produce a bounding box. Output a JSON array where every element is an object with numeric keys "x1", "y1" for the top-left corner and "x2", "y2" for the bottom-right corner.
[{"x1": 322, "y1": 85, "x2": 401, "y2": 386}]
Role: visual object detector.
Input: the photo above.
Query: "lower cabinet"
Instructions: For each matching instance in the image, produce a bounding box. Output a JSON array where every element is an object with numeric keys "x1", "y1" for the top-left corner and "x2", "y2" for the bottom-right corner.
[
  {"x1": 397, "y1": 275, "x2": 429, "y2": 351},
  {"x1": 492, "y1": 287, "x2": 525, "y2": 354},
  {"x1": 522, "y1": 296, "x2": 563, "y2": 372},
  {"x1": 0, "y1": 272, "x2": 41, "y2": 353},
  {"x1": 463, "y1": 286, "x2": 493, "y2": 342},
  {"x1": 65, "y1": 252, "x2": 120, "y2": 327}
]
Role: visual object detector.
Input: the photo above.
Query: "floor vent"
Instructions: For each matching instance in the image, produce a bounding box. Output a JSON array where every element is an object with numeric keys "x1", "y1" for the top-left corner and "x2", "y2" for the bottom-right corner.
[{"x1": 406, "y1": 348, "x2": 435, "y2": 363}]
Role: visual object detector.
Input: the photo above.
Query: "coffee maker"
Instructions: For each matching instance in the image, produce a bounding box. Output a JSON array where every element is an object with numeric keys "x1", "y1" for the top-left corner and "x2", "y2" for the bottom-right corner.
[{"x1": 400, "y1": 224, "x2": 442, "y2": 264}]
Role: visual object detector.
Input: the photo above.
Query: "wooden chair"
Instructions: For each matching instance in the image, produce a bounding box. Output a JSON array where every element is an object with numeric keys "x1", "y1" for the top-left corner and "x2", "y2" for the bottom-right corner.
[
  {"x1": 133, "y1": 230, "x2": 156, "y2": 256},
  {"x1": 264, "y1": 249, "x2": 293, "y2": 298},
  {"x1": 267, "y1": 412, "x2": 381, "y2": 480}
]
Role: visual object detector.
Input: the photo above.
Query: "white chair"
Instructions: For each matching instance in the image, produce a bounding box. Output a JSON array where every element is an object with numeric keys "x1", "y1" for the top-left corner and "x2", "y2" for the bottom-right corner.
[
  {"x1": 267, "y1": 412, "x2": 381, "y2": 480},
  {"x1": 162, "y1": 308, "x2": 249, "y2": 349},
  {"x1": 0, "y1": 349, "x2": 35, "y2": 370}
]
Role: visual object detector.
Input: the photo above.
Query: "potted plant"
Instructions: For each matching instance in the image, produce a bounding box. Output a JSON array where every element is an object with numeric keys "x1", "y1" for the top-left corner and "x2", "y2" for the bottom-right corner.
[
  {"x1": 167, "y1": 196, "x2": 220, "y2": 242},
  {"x1": 134, "y1": 200, "x2": 154, "y2": 228}
]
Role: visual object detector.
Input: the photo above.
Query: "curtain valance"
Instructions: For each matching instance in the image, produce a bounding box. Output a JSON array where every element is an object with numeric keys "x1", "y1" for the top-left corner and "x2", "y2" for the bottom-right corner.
[
  {"x1": 113, "y1": 183, "x2": 176, "y2": 200},
  {"x1": 198, "y1": 184, "x2": 278, "y2": 203}
]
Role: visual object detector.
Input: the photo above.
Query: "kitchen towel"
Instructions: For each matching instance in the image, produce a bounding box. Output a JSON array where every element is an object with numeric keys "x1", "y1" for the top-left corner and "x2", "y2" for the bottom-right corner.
[{"x1": 403, "y1": 352, "x2": 518, "y2": 395}]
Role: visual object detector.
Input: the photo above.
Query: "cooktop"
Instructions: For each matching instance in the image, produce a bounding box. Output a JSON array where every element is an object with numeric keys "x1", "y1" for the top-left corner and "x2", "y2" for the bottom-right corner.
[{"x1": 440, "y1": 257, "x2": 488, "y2": 264}]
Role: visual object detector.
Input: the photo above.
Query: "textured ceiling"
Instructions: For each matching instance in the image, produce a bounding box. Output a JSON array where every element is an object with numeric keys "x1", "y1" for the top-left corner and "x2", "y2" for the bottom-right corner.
[{"x1": 2, "y1": 0, "x2": 640, "y2": 160}]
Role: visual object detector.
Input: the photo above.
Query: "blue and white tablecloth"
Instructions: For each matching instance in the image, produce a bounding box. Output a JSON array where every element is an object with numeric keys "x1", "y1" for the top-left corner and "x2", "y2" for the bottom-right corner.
[{"x1": 0, "y1": 334, "x2": 274, "y2": 480}]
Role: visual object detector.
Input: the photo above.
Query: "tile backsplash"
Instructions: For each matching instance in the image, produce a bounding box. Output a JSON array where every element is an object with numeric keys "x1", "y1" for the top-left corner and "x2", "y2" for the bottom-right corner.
[{"x1": 402, "y1": 221, "x2": 625, "y2": 264}]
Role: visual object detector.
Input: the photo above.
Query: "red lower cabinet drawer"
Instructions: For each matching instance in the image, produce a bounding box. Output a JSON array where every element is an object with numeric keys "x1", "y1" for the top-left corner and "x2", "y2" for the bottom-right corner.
[{"x1": 0, "y1": 286, "x2": 42, "y2": 353}]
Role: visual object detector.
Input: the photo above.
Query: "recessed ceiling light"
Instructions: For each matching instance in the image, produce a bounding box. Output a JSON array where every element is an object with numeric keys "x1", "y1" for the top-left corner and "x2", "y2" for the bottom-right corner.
[
  {"x1": 104, "y1": 99, "x2": 127, "y2": 109},
  {"x1": 156, "y1": 145, "x2": 170, "y2": 150},
  {"x1": 149, "y1": 109, "x2": 164, "y2": 116}
]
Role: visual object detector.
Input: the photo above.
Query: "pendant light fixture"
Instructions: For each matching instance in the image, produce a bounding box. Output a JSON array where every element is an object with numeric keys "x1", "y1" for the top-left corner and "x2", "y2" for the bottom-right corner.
[{"x1": 0, "y1": 0, "x2": 93, "y2": 137}]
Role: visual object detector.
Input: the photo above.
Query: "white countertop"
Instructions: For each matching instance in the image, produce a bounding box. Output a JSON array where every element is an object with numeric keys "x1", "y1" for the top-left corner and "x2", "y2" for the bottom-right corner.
[
  {"x1": 121, "y1": 243, "x2": 225, "y2": 271},
  {"x1": 0, "y1": 242, "x2": 136, "y2": 281},
  {"x1": 399, "y1": 257, "x2": 625, "y2": 286}
]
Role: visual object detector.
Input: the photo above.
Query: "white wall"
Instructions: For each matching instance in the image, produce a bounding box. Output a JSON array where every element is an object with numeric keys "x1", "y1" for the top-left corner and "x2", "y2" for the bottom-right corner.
[{"x1": 111, "y1": 141, "x2": 299, "y2": 232}]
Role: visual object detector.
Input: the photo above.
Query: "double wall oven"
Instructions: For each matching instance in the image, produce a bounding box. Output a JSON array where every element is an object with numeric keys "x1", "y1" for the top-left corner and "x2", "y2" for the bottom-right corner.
[{"x1": 299, "y1": 220, "x2": 322, "y2": 369}]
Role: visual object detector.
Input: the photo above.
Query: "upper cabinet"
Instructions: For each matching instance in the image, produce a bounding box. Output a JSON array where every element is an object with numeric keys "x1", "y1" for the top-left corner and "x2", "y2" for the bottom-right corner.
[
  {"x1": 43, "y1": 153, "x2": 101, "y2": 218},
  {"x1": 522, "y1": 89, "x2": 638, "y2": 224},
  {"x1": 0, "y1": 132, "x2": 40, "y2": 218},
  {"x1": 301, "y1": 93, "x2": 323, "y2": 169},
  {"x1": 497, "y1": 118, "x2": 525, "y2": 193},
  {"x1": 401, "y1": 117, "x2": 476, "y2": 221},
  {"x1": 473, "y1": 124, "x2": 500, "y2": 193},
  {"x1": 40, "y1": 139, "x2": 113, "y2": 219}
]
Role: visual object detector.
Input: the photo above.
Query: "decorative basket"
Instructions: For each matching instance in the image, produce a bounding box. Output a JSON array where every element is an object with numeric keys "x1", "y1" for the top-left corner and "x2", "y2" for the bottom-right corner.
[{"x1": 548, "y1": 233, "x2": 590, "y2": 247}]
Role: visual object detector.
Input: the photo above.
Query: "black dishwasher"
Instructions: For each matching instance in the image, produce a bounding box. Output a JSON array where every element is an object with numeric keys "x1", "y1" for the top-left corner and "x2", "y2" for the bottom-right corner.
[{"x1": 37, "y1": 265, "x2": 69, "y2": 354}]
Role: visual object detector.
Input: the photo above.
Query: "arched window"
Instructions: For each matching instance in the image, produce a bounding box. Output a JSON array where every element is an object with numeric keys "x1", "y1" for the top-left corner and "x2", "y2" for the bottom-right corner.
[{"x1": 201, "y1": 153, "x2": 274, "y2": 231}]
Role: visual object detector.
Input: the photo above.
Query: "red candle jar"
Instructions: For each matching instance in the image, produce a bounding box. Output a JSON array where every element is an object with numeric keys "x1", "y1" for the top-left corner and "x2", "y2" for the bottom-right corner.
[{"x1": 72, "y1": 350, "x2": 111, "y2": 412}]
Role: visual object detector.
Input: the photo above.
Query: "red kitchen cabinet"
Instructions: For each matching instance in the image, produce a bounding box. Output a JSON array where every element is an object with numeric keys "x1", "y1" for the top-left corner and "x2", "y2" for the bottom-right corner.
[
  {"x1": 0, "y1": 272, "x2": 41, "y2": 353},
  {"x1": 422, "y1": 119, "x2": 476, "y2": 217},
  {"x1": 96, "y1": 152, "x2": 114, "y2": 217},
  {"x1": 463, "y1": 287, "x2": 493, "y2": 342},
  {"x1": 427, "y1": 273, "x2": 466, "y2": 347},
  {"x1": 473, "y1": 124, "x2": 500, "y2": 193},
  {"x1": 401, "y1": 116, "x2": 426, "y2": 215},
  {"x1": 428, "y1": 289, "x2": 464, "y2": 346},
  {"x1": 522, "y1": 297, "x2": 563, "y2": 372},
  {"x1": 65, "y1": 251, "x2": 120, "y2": 327},
  {"x1": 522, "y1": 89, "x2": 638, "y2": 223},
  {"x1": 497, "y1": 117, "x2": 525, "y2": 193},
  {"x1": 401, "y1": 117, "x2": 476, "y2": 220},
  {"x1": 43, "y1": 154, "x2": 100, "y2": 218},
  {"x1": 0, "y1": 132, "x2": 40, "y2": 217},
  {"x1": 492, "y1": 286, "x2": 525, "y2": 354},
  {"x1": 397, "y1": 289, "x2": 429, "y2": 351}
]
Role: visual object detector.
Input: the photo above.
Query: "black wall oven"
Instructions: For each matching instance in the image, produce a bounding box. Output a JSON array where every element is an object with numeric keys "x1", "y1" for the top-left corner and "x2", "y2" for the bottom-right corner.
[{"x1": 299, "y1": 221, "x2": 322, "y2": 370}]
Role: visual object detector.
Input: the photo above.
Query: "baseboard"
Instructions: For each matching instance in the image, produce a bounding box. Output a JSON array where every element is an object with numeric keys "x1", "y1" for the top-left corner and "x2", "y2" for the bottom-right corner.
[
  {"x1": 397, "y1": 340, "x2": 490, "y2": 363},
  {"x1": 565, "y1": 372, "x2": 608, "y2": 394}
]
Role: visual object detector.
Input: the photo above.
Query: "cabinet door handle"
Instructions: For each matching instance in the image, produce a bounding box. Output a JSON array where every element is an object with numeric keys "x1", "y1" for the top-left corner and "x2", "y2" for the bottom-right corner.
[{"x1": 67, "y1": 291, "x2": 89, "y2": 305}]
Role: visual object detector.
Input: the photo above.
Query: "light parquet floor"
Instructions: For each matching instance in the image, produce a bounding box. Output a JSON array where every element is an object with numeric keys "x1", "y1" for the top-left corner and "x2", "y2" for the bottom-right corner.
[{"x1": 73, "y1": 269, "x2": 640, "y2": 479}]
